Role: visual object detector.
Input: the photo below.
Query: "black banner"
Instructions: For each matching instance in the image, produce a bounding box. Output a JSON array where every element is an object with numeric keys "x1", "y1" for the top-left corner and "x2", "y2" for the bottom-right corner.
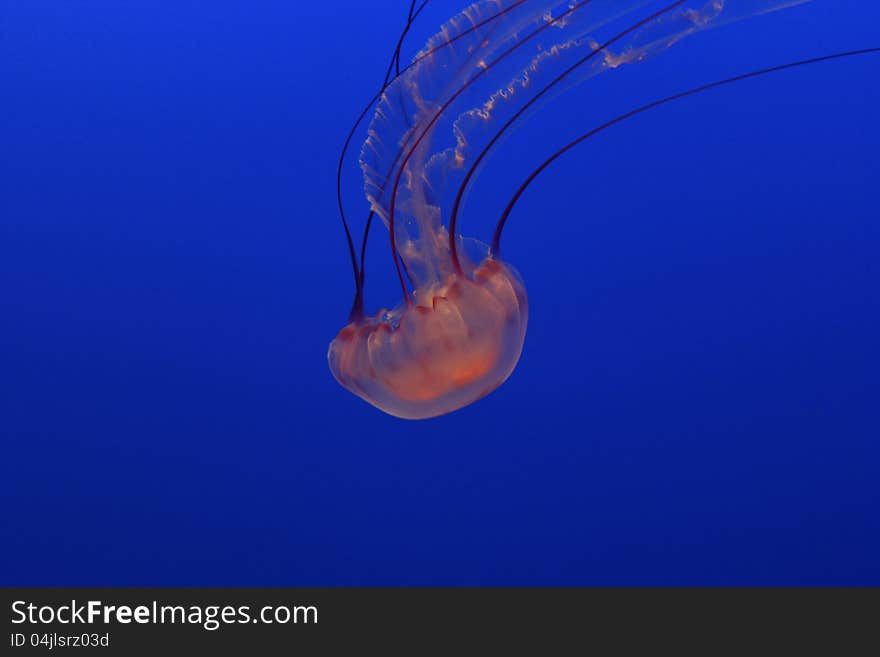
[{"x1": 2, "y1": 588, "x2": 878, "y2": 654}]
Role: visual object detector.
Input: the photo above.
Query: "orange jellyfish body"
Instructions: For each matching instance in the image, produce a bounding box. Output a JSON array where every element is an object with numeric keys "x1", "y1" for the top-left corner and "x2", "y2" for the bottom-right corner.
[{"x1": 328, "y1": 259, "x2": 528, "y2": 420}]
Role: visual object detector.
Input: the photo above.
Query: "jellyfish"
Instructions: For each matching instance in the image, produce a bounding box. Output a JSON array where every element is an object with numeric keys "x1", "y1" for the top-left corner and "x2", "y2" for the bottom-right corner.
[{"x1": 327, "y1": 0, "x2": 876, "y2": 419}]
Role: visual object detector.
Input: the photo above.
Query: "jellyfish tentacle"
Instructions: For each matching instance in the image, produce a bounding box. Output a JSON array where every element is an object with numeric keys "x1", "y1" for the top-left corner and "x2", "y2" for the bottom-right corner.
[
  {"x1": 492, "y1": 47, "x2": 880, "y2": 255},
  {"x1": 339, "y1": 0, "x2": 431, "y2": 320},
  {"x1": 394, "y1": 0, "x2": 426, "y2": 77}
]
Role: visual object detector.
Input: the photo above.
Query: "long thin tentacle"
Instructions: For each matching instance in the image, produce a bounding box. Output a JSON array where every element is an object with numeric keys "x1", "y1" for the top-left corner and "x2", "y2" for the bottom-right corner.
[
  {"x1": 338, "y1": 1, "x2": 431, "y2": 319},
  {"x1": 492, "y1": 47, "x2": 880, "y2": 255}
]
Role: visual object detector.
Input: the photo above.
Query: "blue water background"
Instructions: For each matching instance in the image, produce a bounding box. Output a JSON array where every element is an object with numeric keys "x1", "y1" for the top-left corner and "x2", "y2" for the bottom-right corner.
[{"x1": 1, "y1": 1, "x2": 878, "y2": 584}]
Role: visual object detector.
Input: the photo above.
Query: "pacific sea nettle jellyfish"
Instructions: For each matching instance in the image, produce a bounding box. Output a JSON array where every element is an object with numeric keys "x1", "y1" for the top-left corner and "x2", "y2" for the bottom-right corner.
[{"x1": 327, "y1": 0, "x2": 876, "y2": 419}]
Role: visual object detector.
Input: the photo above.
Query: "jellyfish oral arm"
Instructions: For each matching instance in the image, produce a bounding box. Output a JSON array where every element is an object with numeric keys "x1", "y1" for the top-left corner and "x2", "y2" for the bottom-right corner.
[
  {"x1": 387, "y1": 0, "x2": 598, "y2": 303},
  {"x1": 341, "y1": 0, "x2": 531, "y2": 320}
]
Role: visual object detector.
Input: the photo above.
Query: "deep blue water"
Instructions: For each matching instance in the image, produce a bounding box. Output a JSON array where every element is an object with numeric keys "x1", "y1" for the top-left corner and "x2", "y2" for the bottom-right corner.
[{"x1": 1, "y1": 1, "x2": 878, "y2": 585}]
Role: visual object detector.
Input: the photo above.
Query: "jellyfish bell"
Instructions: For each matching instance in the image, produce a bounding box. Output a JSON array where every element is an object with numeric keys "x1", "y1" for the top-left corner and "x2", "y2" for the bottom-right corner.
[{"x1": 329, "y1": 239, "x2": 528, "y2": 420}]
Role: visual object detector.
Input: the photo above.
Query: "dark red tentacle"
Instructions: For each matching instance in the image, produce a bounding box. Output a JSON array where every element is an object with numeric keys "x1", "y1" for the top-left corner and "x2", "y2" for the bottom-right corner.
[{"x1": 492, "y1": 47, "x2": 880, "y2": 255}]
